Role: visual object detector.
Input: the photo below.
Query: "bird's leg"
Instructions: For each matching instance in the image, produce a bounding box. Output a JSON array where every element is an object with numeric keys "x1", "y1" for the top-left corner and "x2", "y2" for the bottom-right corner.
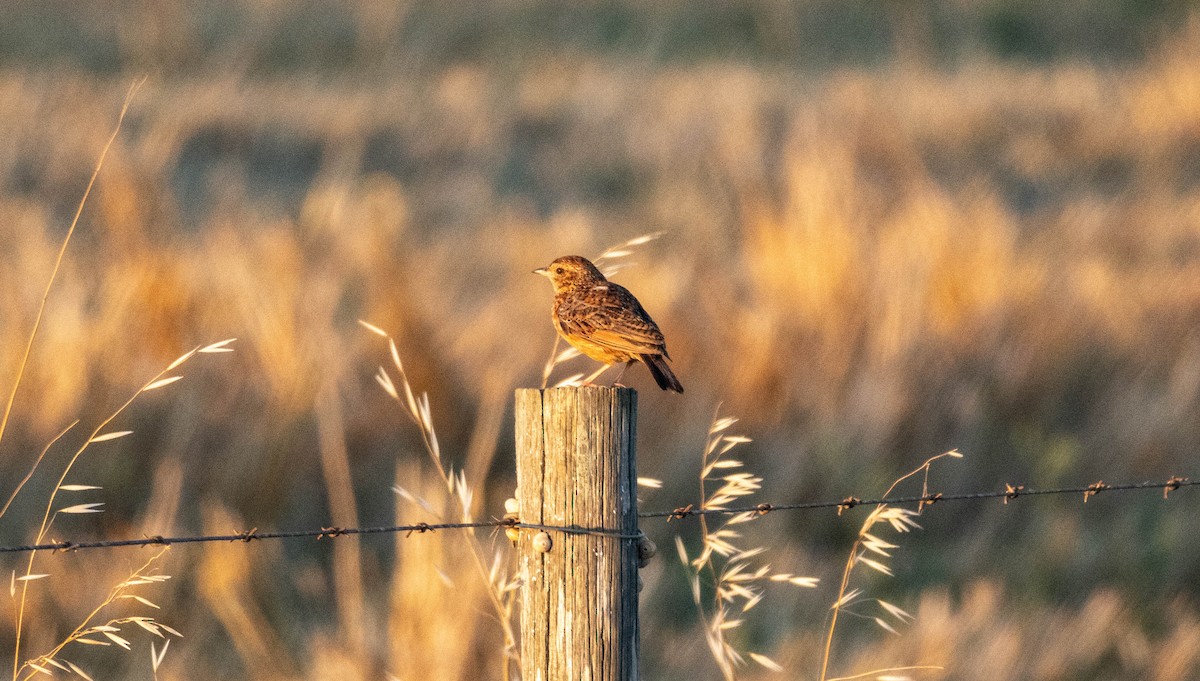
[
  {"x1": 582, "y1": 363, "x2": 612, "y2": 386},
  {"x1": 612, "y1": 360, "x2": 634, "y2": 387}
]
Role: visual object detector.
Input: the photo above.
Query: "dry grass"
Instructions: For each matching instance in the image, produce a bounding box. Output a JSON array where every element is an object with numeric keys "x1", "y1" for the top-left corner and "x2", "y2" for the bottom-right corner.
[
  {"x1": 7, "y1": 338, "x2": 231, "y2": 680},
  {"x1": 819, "y1": 451, "x2": 961, "y2": 681},
  {"x1": 0, "y1": 87, "x2": 224, "y2": 680},
  {"x1": 364, "y1": 321, "x2": 520, "y2": 680},
  {"x1": 676, "y1": 411, "x2": 819, "y2": 679},
  {"x1": 2, "y1": 7, "x2": 1200, "y2": 680}
]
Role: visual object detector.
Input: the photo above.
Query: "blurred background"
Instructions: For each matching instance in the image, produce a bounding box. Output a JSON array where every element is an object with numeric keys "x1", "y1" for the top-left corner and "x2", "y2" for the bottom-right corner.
[{"x1": 2, "y1": 1, "x2": 1200, "y2": 679}]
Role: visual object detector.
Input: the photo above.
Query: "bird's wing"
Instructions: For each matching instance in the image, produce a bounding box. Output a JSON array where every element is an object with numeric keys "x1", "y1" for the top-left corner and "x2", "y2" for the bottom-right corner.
[{"x1": 557, "y1": 284, "x2": 666, "y2": 355}]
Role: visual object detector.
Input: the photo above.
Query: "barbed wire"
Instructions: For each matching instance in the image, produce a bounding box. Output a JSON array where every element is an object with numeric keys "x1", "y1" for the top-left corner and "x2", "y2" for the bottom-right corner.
[
  {"x1": 642, "y1": 476, "x2": 1195, "y2": 519},
  {"x1": 0, "y1": 476, "x2": 1191, "y2": 555}
]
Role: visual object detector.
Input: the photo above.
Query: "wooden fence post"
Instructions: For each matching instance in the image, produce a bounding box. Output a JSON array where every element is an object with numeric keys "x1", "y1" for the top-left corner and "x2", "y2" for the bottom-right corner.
[{"x1": 515, "y1": 386, "x2": 639, "y2": 681}]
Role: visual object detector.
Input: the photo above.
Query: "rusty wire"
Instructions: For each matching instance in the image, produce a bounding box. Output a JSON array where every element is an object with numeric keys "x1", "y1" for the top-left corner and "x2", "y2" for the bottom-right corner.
[{"x1": 0, "y1": 476, "x2": 1192, "y2": 555}]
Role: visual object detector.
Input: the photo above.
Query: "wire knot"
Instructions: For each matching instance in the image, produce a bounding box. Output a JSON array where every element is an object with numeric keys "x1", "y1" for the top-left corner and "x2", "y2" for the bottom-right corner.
[
  {"x1": 837, "y1": 497, "x2": 861, "y2": 515},
  {"x1": 754, "y1": 503, "x2": 774, "y2": 516},
  {"x1": 234, "y1": 528, "x2": 258, "y2": 543},
  {"x1": 406, "y1": 522, "x2": 434, "y2": 537},
  {"x1": 318, "y1": 527, "x2": 347, "y2": 540},
  {"x1": 668, "y1": 504, "x2": 694, "y2": 521},
  {"x1": 920, "y1": 493, "x2": 944, "y2": 511},
  {"x1": 1084, "y1": 481, "x2": 1111, "y2": 502},
  {"x1": 1003, "y1": 483, "x2": 1025, "y2": 504},
  {"x1": 1164, "y1": 476, "x2": 1188, "y2": 499}
]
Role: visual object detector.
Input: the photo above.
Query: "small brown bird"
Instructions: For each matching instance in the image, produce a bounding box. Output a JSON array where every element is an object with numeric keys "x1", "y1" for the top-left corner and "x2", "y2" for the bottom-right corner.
[{"x1": 534, "y1": 255, "x2": 683, "y2": 393}]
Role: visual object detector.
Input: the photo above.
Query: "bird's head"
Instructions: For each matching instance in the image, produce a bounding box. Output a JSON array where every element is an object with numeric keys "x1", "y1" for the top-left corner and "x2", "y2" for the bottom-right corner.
[{"x1": 533, "y1": 255, "x2": 605, "y2": 293}]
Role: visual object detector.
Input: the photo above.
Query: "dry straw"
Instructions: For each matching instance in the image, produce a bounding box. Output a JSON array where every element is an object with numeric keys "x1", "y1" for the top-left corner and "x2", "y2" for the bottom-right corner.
[
  {"x1": 677, "y1": 408, "x2": 819, "y2": 680},
  {"x1": 361, "y1": 320, "x2": 522, "y2": 681},
  {"x1": 16, "y1": 549, "x2": 180, "y2": 681},
  {"x1": 0, "y1": 79, "x2": 142, "y2": 457},
  {"x1": 677, "y1": 407, "x2": 958, "y2": 681},
  {"x1": 0, "y1": 77, "x2": 236, "y2": 681},
  {"x1": 819, "y1": 450, "x2": 962, "y2": 681},
  {"x1": 10, "y1": 339, "x2": 235, "y2": 680}
]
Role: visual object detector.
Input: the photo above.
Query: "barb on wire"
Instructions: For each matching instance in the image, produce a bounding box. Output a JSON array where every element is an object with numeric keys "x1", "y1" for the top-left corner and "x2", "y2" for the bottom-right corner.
[
  {"x1": 0, "y1": 520, "x2": 644, "y2": 555},
  {"x1": 638, "y1": 476, "x2": 1197, "y2": 519},
  {"x1": 0, "y1": 476, "x2": 1191, "y2": 556}
]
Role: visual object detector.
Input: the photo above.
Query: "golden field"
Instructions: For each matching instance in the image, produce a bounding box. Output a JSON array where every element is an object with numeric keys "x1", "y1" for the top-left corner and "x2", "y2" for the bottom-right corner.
[{"x1": 2, "y1": 3, "x2": 1200, "y2": 679}]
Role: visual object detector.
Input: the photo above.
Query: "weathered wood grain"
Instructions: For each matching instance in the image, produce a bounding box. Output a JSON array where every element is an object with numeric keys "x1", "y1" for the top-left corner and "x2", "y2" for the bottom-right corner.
[{"x1": 516, "y1": 386, "x2": 639, "y2": 681}]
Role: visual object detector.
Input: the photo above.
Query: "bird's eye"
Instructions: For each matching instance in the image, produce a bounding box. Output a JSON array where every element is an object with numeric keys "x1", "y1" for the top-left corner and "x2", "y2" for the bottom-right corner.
[{"x1": 555, "y1": 267, "x2": 564, "y2": 275}]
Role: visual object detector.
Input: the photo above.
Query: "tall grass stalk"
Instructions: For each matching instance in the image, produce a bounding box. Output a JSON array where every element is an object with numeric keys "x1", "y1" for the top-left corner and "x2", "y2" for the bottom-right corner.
[
  {"x1": 679, "y1": 408, "x2": 819, "y2": 679},
  {"x1": 16, "y1": 548, "x2": 179, "y2": 681},
  {"x1": 0, "y1": 79, "x2": 142, "y2": 457},
  {"x1": 361, "y1": 321, "x2": 520, "y2": 680},
  {"x1": 10, "y1": 339, "x2": 234, "y2": 680},
  {"x1": 818, "y1": 450, "x2": 962, "y2": 681},
  {"x1": 0, "y1": 76, "x2": 207, "y2": 681}
]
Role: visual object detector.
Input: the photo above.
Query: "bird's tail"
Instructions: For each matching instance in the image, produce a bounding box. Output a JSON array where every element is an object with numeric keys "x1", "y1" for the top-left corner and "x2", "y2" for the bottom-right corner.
[{"x1": 641, "y1": 354, "x2": 683, "y2": 393}]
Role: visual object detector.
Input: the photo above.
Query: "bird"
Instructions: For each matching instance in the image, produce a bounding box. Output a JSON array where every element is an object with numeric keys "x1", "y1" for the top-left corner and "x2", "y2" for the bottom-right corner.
[{"x1": 534, "y1": 255, "x2": 683, "y2": 393}]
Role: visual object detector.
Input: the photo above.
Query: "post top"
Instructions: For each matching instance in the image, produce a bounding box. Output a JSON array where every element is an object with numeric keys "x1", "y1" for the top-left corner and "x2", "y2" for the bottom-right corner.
[{"x1": 515, "y1": 385, "x2": 637, "y2": 396}]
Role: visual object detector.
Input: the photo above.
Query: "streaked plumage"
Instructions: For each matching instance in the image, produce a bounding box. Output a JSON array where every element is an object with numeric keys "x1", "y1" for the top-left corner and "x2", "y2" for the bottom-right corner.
[{"x1": 534, "y1": 255, "x2": 683, "y2": 393}]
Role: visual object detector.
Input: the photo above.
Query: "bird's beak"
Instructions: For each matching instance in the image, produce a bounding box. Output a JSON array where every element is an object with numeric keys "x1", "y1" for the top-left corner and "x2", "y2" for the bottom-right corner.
[{"x1": 533, "y1": 267, "x2": 549, "y2": 277}]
